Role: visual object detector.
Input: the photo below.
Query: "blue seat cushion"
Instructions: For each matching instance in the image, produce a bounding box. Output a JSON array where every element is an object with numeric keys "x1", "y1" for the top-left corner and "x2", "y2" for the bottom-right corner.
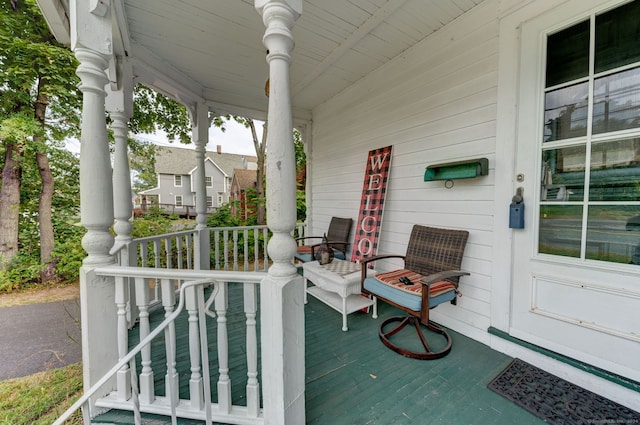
[{"x1": 363, "y1": 270, "x2": 457, "y2": 312}]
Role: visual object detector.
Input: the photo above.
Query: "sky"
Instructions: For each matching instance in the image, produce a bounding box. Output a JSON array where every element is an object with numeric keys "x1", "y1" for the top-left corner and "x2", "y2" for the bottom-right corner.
[{"x1": 65, "y1": 119, "x2": 262, "y2": 156}]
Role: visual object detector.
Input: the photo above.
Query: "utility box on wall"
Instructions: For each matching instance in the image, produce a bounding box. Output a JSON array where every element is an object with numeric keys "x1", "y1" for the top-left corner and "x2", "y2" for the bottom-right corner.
[{"x1": 424, "y1": 158, "x2": 489, "y2": 181}]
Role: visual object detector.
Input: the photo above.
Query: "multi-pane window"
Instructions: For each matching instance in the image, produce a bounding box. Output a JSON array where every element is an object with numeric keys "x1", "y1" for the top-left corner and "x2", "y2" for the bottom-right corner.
[
  {"x1": 174, "y1": 175, "x2": 182, "y2": 187},
  {"x1": 539, "y1": 0, "x2": 640, "y2": 265},
  {"x1": 205, "y1": 176, "x2": 213, "y2": 187},
  {"x1": 175, "y1": 195, "x2": 183, "y2": 207},
  {"x1": 206, "y1": 196, "x2": 213, "y2": 208}
]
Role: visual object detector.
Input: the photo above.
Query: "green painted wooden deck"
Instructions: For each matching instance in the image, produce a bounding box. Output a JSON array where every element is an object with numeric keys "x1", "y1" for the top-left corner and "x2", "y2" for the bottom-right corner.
[{"x1": 94, "y1": 283, "x2": 545, "y2": 425}]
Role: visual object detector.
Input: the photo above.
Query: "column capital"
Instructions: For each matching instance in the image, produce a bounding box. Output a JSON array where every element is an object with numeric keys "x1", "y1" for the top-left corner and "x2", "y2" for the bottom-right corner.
[
  {"x1": 75, "y1": 48, "x2": 110, "y2": 95},
  {"x1": 256, "y1": 0, "x2": 301, "y2": 61}
]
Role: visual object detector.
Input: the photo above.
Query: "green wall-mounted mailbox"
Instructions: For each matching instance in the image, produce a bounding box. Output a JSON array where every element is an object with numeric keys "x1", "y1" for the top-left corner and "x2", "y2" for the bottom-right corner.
[{"x1": 424, "y1": 158, "x2": 489, "y2": 181}]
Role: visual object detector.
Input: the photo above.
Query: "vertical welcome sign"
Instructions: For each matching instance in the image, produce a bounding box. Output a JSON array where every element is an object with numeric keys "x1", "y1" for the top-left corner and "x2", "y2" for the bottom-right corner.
[{"x1": 351, "y1": 145, "x2": 393, "y2": 264}]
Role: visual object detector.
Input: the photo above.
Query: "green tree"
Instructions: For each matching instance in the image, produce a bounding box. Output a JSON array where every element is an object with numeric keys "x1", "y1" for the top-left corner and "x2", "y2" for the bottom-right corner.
[{"x1": 0, "y1": 0, "x2": 80, "y2": 281}]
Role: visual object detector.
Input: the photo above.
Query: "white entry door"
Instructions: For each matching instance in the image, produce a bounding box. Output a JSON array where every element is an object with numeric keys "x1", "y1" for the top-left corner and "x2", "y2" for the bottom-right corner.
[{"x1": 510, "y1": 0, "x2": 640, "y2": 382}]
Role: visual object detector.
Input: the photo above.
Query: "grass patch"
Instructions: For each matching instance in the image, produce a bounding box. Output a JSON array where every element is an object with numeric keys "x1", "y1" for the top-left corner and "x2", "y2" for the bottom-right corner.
[{"x1": 0, "y1": 362, "x2": 83, "y2": 425}]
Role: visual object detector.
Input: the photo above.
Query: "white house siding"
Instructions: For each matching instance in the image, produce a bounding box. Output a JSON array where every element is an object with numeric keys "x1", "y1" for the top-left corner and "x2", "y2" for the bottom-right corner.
[{"x1": 309, "y1": 0, "x2": 500, "y2": 344}]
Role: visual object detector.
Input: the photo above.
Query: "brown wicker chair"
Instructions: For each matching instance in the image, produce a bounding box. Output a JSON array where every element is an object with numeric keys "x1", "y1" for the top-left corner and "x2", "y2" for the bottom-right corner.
[
  {"x1": 360, "y1": 225, "x2": 469, "y2": 360},
  {"x1": 294, "y1": 217, "x2": 353, "y2": 263}
]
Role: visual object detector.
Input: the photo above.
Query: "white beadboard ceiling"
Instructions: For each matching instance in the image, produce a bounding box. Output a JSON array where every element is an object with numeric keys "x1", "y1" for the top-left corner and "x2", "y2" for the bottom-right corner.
[{"x1": 41, "y1": 0, "x2": 486, "y2": 121}]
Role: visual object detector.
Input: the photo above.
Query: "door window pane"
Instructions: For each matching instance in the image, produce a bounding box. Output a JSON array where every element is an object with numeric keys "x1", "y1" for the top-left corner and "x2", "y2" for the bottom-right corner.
[
  {"x1": 539, "y1": 205, "x2": 584, "y2": 258},
  {"x1": 541, "y1": 146, "x2": 586, "y2": 201},
  {"x1": 592, "y1": 67, "x2": 640, "y2": 134},
  {"x1": 595, "y1": 0, "x2": 640, "y2": 73},
  {"x1": 586, "y1": 205, "x2": 640, "y2": 264},
  {"x1": 544, "y1": 82, "x2": 589, "y2": 142},
  {"x1": 546, "y1": 20, "x2": 589, "y2": 87},
  {"x1": 589, "y1": 138, "x2": 640, "y2": 201}
]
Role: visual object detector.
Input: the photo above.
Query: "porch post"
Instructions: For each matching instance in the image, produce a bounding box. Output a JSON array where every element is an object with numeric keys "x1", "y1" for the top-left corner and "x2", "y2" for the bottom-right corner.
[
  {"x1": 255, "y1": 1, "x2": 304, "y2": 424},
  {"x1": 106, "y1": 58, "x2": 134, "y2": 255},
  {"x1": 192, "y1": 102, "x2": 211, "y2": 270},
  {"x1": 193, "y1": 101, "x2": 209, "y2": 230},
  {"x1": 70, "y1": 0, "x2": 117, "y2": 409}
]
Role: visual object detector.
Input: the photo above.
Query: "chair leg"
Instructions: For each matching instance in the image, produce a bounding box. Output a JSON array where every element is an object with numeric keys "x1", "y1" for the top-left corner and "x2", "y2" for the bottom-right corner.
[{"x1": 378, "y1": 316, "x2": 452, "y2": 360}]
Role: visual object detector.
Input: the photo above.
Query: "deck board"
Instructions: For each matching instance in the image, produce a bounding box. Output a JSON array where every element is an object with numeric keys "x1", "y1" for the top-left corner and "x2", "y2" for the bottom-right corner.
[{"x1": 94, "y1": 283, "x2": 545, "y2": 424}]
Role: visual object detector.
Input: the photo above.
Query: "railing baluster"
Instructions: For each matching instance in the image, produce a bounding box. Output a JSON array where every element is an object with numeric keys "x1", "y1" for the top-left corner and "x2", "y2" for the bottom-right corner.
[
  {"x1": 186, "y1": 233, "x2": 193, "y2": 270},
  {"x1": 216, "y1": 282, "x2": 231, "y2": 413},
  {"x1": 135, "y1": 277, "x2": 155, "y2": 404},
  {"x1": 165, "y1": 238, "x2": 172, "y2": 269},
  {"x1": 253, "y1": 229, "x2": 260, "y2": 271},
  {"x1": 244, "y1": 229, "x2": 250, "y2": 271},
  {"x1": 154, "y1": 239, "x2": 161, "y2": 268},
  {"x1": 140, "y1": 243, "x2": 148, "y2": 268},
  {"x1": 198, "y1": 284, "x2": 213, "y2": 425},
  {"x1": 161, "y1": 279, "x2": 179, "y2": 408},
  {"x1": 186, "y1": 284, "x2": 204, "y2": 410},
  {"x1": 115, "y1": 276, "x2": 131, "y2": 401},
  {"x1": 233, "y1": 230, "x2": 239, "y2": 271},
  {"x1": 177, "y1": 236, "x2": 184, "y2": 269},
  {"x1": 223, "y1": 231, "x2": 229, "y2": 271},
  {"x1": 262, "y1": 227, "x2": 269, "y2": 271},
  {"x1": 244, "y1": 282, "x2": 260, "y2": 416},
  {"x1": 214, "y1": 230, "x2": 221, "y2": 270}
]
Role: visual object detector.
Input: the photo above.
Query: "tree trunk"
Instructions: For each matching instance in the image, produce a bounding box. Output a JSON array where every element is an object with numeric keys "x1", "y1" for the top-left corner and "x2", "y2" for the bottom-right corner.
[
  {"x1": 36, "y1": 151, "x2": 56, "y2": 281},
  {"x1": 0, "y1": 144, "x2": 22, "y2": 269},
  {"x1": 34, "y1": 79, "x2": 56, "y2": 282}
]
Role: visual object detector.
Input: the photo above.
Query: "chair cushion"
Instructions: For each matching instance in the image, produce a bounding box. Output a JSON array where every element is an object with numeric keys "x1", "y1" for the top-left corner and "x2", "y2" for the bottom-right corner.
[{"x1": 363, "y1": 269, "x2": 457, "y2": 311}]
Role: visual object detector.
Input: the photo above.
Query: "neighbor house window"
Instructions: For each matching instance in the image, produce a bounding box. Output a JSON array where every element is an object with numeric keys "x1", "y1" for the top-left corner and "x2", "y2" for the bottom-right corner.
[
  {"x1": 218, "y1": 194, "x2": 223, "y2": 205},
  {"x1": 205, "y1": 176, "x2": 213, "y2": 187},
  {"x1": 206, "y1": 196, "x2": 213, "y2": 207},
  {"x1": 174, "y1": 175, "x2": 182, "y2": 187},
  {"x1": 175, "y1": 195, "x2": 183, "y2": 207},
  {"x1": 538, "y1": 0, "x2": 640, "y2": 265}
]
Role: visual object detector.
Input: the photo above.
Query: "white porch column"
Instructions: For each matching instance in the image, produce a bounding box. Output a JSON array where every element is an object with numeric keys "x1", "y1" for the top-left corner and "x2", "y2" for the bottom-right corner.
[
  {"x1": 192, "y1": 102, "x2": 211, "y2": 270},
  {"x1": 71, "y1": 0, "x2": 117, "y2": 409},
  {"x1": 106, "y1": 58, "x2": 134, "y2": 253},
  {"x1": 192, "y1": 102, "x2": 209, "y2": 230},
  {"x1": 255, "y1": 2, "x2": 304, "y2": 424}
]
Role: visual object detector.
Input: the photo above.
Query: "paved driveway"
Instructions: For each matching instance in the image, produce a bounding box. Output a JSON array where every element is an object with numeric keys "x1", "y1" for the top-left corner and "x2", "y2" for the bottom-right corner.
[{"x1": 0, "y1": 298, "x2": 82, "y2": 380}]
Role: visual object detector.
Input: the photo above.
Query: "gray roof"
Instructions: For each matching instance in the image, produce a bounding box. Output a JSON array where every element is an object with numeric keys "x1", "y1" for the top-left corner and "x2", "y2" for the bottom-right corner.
[{"x1": 155, "y1": 146, "x2": 257, "y2": 176}]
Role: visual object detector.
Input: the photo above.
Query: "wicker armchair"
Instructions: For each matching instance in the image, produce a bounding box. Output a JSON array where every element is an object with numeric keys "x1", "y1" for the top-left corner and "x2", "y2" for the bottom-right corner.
[
  {"x1": 294, "y1": 217, "x2": 353, "y2": 263},
  {"x1": 360, "y1": 225, "x2": 469, "y2": 359}
]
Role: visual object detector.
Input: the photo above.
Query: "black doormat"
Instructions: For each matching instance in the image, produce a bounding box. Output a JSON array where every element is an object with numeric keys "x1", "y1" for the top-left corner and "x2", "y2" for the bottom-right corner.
[{"x1": 488, "y1": 358, "x2": 640, "y2": 425}]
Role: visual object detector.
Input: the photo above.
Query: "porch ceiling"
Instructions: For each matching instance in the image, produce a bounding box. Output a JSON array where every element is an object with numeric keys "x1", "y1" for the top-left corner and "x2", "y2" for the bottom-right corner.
[{"x1": 40, "y1": 0, "x2": 485, "y2": 121}]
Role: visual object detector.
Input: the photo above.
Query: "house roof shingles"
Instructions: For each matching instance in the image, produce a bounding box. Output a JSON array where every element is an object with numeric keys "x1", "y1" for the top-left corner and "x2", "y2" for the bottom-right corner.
[
  {"x1": 154, "y1": 146, "x2": 257, "y2": 176},
  {"x1": 232, "y1": 169, "x2": 257, "y2": 190}
]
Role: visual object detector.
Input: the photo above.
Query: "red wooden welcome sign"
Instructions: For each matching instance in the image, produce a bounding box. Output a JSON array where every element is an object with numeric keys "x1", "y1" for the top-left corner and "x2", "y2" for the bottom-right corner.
[{"x1": 351, "y1": 145, "x2": 393, "y2": 264}]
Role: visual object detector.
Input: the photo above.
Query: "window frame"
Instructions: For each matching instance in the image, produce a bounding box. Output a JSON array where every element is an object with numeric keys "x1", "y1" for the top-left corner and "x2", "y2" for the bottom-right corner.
[{"x1": 537, "y1": 3, "x2": 640, "y2": 265}]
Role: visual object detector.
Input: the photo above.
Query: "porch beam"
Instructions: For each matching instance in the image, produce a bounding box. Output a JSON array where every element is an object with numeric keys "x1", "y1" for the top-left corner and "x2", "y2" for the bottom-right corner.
[{"x1": 255, "y1": 1, "x2": 304, "y2": 425}]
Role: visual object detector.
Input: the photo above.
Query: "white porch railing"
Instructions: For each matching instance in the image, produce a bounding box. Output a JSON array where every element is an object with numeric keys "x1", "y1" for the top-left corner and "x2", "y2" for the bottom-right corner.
[
  {"x1": 54, "y1": 266, "x2": 266, "y2": 425},
  {"x1": 59, "y1": 223, "x2": 306, "y2": 424},
  {"x1": 113, "y1": 223, "x2": 307, "y2": 274}
]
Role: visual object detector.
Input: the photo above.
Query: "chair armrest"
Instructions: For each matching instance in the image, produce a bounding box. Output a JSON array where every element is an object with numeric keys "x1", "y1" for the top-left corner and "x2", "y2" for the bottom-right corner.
[
  {"x1": 420, "y1": 270, "x2": 469, "y2": 286},
  {"x1": 360, "y1": 254, "x2": 406, "y2": 288},
  {"x1": 309, "y1": 240, "x2": 351, "y2": 257},
  {"x1": 295, "y1": 236, "x2": 323, "y2": 243}
]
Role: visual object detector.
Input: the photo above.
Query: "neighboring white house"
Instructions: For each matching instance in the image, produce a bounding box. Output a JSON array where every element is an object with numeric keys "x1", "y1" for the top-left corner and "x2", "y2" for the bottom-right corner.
[{"x1": 139, "y1": 145, "x2": 257, "y2": 215}]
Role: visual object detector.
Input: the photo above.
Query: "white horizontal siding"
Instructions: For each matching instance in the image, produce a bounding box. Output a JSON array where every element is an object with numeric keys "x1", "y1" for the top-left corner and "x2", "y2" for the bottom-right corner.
[{"x1": 308, "y1": 0, "x2": 500, "y2": 341}]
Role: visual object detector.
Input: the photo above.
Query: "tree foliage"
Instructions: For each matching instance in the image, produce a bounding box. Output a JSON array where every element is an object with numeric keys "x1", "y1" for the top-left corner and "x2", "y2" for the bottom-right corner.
[{"x1": 0, "y1": 0, "x2": 81, "y2": 282}]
